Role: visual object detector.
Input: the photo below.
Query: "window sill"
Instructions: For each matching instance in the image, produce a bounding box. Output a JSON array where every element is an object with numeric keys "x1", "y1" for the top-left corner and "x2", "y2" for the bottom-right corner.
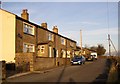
[
  {"x1": 61, "y1": 44, "x2": 66, "y2": 46},
  {"x1": 24, "y1": 32, "x2": 35, "y2": 37}
]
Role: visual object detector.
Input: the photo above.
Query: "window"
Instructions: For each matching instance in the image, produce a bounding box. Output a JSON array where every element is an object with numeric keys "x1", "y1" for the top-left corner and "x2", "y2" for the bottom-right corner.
[
  {"x1": 23, "y1": 23, "x2": 34, "y2": 35},
  {"x1": 61, "y1": 37, "x2": 66, "y2": 45},
  {"x1": 40, "y1": 45, "x2": 45, "y2": 53},
  {"x1": 48, "y1": 33, "x2": 53, "y2": 41},
  {"x1": 67, "y1": 51, "x2": 70, "y2": 58},
  {"x1": 23, "y1": 43, "x2": 35, "y2": 52},
  {"x1": 70, "y1": 42, "x2": 74, "y2": 47},
  {"x1": 62, "y1": 50, "x2": 66, "y2": 58}
]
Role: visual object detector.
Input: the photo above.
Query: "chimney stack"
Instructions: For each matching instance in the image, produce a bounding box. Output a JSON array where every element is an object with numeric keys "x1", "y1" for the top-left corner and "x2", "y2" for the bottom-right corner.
[
  {"x1": 41, "y1": 23, "x2": 47, "y2": 29},
  {"x1": 21, "y1": 9, "x2": 29, "y2": 20},
  {"x1": 53, "y1": 26, "x2": 58, "y2": 34}
]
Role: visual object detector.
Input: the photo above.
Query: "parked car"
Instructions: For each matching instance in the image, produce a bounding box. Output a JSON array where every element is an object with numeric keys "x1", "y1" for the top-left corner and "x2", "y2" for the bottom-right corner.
[
  {"x1": 91, "y1": 52, "x2": 97, "y2": 60},
  {"x1": 86, "y1": 55, "x2": 94, "y2": 61},
  {"x1": 71, "y1": 55, "x2": 86, "y2": 65}
]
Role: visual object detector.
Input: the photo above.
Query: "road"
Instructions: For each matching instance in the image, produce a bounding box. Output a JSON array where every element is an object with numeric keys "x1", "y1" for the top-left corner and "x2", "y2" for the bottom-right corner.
[{"x1": 6, "y1": 58, "x2": 108, "y2": 83}]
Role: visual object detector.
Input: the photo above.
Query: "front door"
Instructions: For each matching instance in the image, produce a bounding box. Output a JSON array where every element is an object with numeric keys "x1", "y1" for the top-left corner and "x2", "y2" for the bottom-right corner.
[{"x1": 49, "y1": 46, "x2": 52, "y2": 57}]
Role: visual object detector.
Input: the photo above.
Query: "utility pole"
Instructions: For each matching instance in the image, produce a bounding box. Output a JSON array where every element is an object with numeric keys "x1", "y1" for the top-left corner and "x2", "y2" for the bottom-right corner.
[
  {"x1": 80, "y1": 30, "x2": 82, "y2": 55},
  {"x1": 108, "y1": 34, "x2": 111, "y2": 56},
  {"x1": 108, "y1": 34, "x2": 118, "y2": 56},
  {"x1": 110, "y1": 39, "x2": 118, "y2": 56}
]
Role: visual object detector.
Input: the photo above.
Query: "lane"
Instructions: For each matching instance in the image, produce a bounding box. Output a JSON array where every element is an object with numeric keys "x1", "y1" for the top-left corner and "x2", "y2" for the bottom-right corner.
[
  {"x1": 6, "y1": 58, "x2": 107, "y2": 82},
  {"x1": 60, "y1": 59, "x2": 106, "y2": 82}
]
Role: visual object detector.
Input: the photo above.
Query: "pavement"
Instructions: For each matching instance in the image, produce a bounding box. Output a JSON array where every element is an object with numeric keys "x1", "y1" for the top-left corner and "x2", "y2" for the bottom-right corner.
[
  {"x1": 7, "y1": 65, "x2": 69, "y2": 79},
  {"x1": 7, "y1": 72, "x2": 32, "y2": 79},
  {"x1": 6, "y1": 62, "x2": 92, "y2": 79}
]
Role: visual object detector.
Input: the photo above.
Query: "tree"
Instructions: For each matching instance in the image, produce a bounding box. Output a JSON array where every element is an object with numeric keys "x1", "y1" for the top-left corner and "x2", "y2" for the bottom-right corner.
[
  {"x1": 90, "y1": 46, "x2": 97, "y2": 52},
  {"x1": 89, "y1": 44, "x2": 106, "y2": 56},
  {"x1": 97, "y1": 44, "x2": 106, "y2": 56}
]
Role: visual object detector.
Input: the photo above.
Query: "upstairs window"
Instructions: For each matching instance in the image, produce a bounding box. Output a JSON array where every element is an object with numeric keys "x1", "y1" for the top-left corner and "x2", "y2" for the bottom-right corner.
[
  {"x1": 23, "y1": 23, "x2": 34, "y2": 35},
  {"x1": 61, "y1": 37, "x2": 66, "y2": 45},
  {"x1": 70, "y1": 42, "x2": 74, "y2": 47},
  {"x1": 23, "y1": 43, "x2": 35, "y2": 52},
  {"x1": 48, "y1": 33, "x2": 53, "y2": 41}
]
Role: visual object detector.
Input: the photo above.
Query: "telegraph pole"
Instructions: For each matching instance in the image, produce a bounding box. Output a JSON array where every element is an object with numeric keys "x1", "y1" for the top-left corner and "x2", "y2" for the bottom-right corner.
[
  {"x1": 80, "y1": 30, "x2": 82, "y2": 55},
  {"x1": 108, "y1": 34, "x2": 118, "y2": 56},
  {"x1": 108, "y1": 34, "x2": 111, "y2": 56}
]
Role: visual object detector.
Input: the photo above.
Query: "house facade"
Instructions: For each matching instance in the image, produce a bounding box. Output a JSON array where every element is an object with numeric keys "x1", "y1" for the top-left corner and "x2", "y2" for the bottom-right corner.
[
  {"x1": 16, "y1": 9, "x2": 76, "y2": 58},
  {"x1": 0, "y1": 9, "x2": 16, "y2": 62},
  {"x1": 1, "y1": 9, "x2": 76, "y2": 70}
]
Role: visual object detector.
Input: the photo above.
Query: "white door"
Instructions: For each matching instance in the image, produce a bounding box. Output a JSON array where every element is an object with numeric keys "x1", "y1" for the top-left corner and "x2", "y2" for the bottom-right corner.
[
  {"x1": 49, "y1": 47, "x2": 52, "y2": 57},
  {"x1": 62, "y1": 50, "x2": 66, "y2": 58},
  {"x1": 56, "y1": 50, "x2": 58, "y2": 57}
]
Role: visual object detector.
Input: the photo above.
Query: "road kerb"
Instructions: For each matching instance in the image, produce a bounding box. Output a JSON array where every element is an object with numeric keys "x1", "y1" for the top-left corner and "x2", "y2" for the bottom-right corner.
[{"x1": 8, "y1": 72, "x2": 32, "y2": 79}]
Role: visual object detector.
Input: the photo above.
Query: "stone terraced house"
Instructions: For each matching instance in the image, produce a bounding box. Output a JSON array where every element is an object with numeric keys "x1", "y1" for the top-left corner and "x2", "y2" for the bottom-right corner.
[{"x1": 0, "y1": 9, "x2": 77, "y2": 71}]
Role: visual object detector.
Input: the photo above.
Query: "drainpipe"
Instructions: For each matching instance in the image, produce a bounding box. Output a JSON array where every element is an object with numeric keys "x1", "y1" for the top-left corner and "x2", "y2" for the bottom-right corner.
[
  {"x1": 54, "y1": 33, "x2": 57, "y2": 66},
  {"x1": 65, "y1": 40, "x2": 67, "y2": 66}
]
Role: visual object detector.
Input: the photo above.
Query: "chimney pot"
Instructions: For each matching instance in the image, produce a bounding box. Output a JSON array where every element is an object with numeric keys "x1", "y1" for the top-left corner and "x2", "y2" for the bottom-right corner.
[
  {"x1": 41, "y1": 23, "x2": 47, "y2": 29},
  {"x1": 23, "y1": 9, "x2": 28, "y2": 13},
  {"x1": 53, "y1": 26, "x2": 58, "y2": 34}
]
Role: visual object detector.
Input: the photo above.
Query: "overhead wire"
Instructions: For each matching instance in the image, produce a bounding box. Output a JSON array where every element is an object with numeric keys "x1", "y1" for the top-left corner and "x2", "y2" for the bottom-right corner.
[{"x1": 107, "y1": 0, "x2": 118, "y2": 56}]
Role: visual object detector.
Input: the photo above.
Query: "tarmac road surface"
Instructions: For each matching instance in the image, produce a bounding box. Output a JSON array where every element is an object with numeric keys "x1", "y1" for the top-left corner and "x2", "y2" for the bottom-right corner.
[{"x1": 5, "y1": 58, "x2": 108, "y2": 83}]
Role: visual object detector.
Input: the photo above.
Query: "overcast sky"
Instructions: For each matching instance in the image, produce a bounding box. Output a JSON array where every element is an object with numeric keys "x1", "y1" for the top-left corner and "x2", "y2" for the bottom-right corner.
[{"x1": 1, "y1": 2, "x2": 118, "y2": 54}]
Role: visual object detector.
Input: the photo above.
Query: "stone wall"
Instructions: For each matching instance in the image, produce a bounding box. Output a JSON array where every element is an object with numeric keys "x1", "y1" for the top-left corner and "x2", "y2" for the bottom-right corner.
[
  {"x1": 15, "y1": 53, "x2": 71, "y2": 71},
  {"x1": 34, "y1": 57, "x2": 71, "y2": 71},
  {"x1": 34, "y1": 57, "x2": 55, "y2": 70},
  {"x1": 15, "y1": 53, "x2": 36, "y2": 72}
]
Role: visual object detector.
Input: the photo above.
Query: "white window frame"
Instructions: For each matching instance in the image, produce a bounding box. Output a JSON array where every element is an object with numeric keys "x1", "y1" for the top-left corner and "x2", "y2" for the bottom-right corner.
[
  {"x1": 67, "y1": 51, "x2": 71, "y2": 58},
  {"x1": 48, "y1": 33, "x2": 53, "y2": 41},
  {"x1": 23, "y1": 43, "x2": 35, "y2": 52},
  {"x1": 62, "y1": 50, "x2": 66, "y2": 58},
  {"x1": 23, "y1": 22, "x2": 35, "y2": 35},
  {"x1": 40, "y1": 45, "x2": 45, "y2": 53}
]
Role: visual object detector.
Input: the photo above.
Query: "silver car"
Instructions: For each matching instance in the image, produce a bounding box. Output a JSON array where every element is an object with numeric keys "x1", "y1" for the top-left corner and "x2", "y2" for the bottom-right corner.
[{"x1": 71, "y1": 56, "x2": 86, "y2": 65}]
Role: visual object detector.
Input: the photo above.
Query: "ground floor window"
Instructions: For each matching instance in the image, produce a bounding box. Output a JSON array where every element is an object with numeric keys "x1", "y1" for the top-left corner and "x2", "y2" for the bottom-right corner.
[
  {"x1": 67, "y1": 51, "x2": 71, "y2": 58},
  {"x1": 39, "y1": 45, "x2": 45, "y2": 53},
  {"x1": 37, "y1": 45, "x2": 46, "y2": 57},
  {"x1": 62, "y1": 50, "x2": 66, "y2": 58},
  {"x1": 23, "y1": 43, "x2": 35, "y2": 52}
]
